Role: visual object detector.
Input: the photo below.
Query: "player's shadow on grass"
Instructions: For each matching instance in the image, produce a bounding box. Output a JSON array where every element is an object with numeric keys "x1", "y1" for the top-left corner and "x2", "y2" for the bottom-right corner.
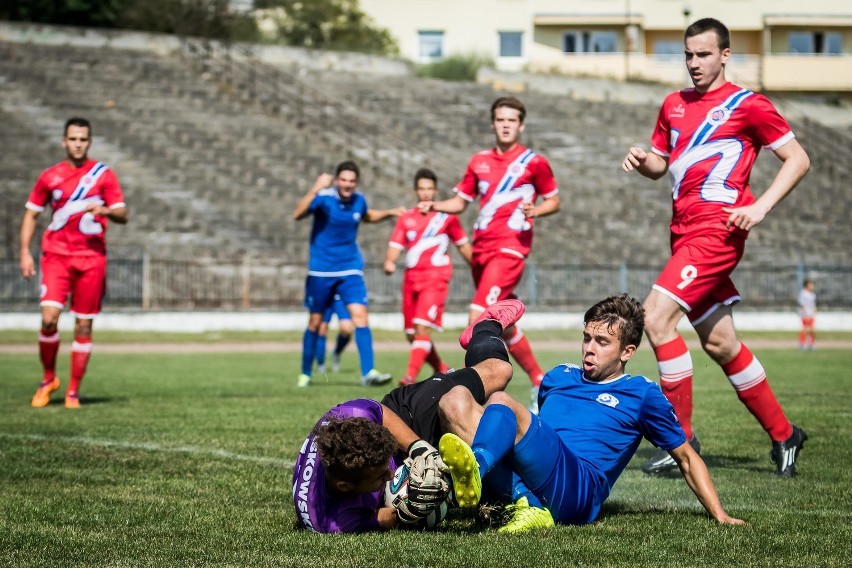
[
  {"x1": 597, "y1": 501, "x2": 714, "y2": 521},
  {"x1": 633, "y1": 445, "x2": 762, "y2": 476}
]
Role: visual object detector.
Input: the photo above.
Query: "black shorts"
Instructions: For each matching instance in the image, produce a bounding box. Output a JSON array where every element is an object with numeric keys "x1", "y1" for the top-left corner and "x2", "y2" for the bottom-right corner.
[{"x1": 381, "y1": 368, "x2": 486, "y2": 447}]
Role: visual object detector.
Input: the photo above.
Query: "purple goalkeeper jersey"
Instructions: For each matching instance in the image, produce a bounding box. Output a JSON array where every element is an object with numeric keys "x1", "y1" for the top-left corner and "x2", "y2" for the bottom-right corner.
[{"x1": 292, "y1": 398, "x2": 400, "y2": 533}]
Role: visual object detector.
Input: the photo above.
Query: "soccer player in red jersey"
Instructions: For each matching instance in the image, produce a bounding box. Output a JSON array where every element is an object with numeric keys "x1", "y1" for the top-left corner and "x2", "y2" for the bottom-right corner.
[
  {"x1": 19, "y1": 117, "x2": 128, "y2": 409},
  {"x1": 417, "y1": 97, "x2": 561, "y2": 410},
  {"x1": 384, "y1": 168, "x2": 472, "y2": 386},
  {"x1": 622, "y1": 18, "x2": 811, "y2": 476}
]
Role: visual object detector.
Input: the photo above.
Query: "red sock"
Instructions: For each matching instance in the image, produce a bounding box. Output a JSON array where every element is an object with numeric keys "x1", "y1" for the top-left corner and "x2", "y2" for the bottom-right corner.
[
  {"x1": 39, "y1": 331, "x2": 61, "y2": 383},
  {"x1": 406, "y1": 336, "x2": 432, "y2": 380},
  {"x1": 653, "y1": 336, "x2": 694, "y2": 439},
  {"x1": 798, "y1": 330, "x2": 806, "y2": 346},
  {"x1": 426, "y1": 344, "x2": 449, "y2": 374},
  {"x1": 723, "y1": 343, "x2": 791, "y2": 442},
  {"x1": 505, "y1": 327, "x2": 544, "y2": 386},
  {"x1": 68, "y1": 336, "x2": 93, "y2": 396}
]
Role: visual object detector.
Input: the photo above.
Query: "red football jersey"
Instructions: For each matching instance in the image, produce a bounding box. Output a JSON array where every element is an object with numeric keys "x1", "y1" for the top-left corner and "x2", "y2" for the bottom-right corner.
[
  {"x1": 26, "y1": 159, "x2": 125, "y2": 256},
  {"x1": 650, "y1": 82, "x2": 794, "y2": 237},
  {"x1": 388, "y1": 209, "x2": 468, "y2": 280},
  {"x1": 454, "y1": 144, "x2": 558, "y2": 257}
]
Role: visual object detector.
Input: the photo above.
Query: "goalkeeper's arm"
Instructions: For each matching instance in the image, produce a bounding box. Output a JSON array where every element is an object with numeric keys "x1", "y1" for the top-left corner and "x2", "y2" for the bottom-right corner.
[{"x1": 380, "y1": 403, "x2": 420, "y2": 452}]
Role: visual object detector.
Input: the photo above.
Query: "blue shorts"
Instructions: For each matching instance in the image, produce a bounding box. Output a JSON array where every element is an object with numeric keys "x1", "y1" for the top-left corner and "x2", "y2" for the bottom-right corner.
[
  {"x1": 322, "y1": 295, "x2": 351, "y2": 323},
  {"x1": 304, "y1": 275, "x2": 368, "y2": 314},
  {"x1": 485, "y1": 414, "x2": 608, "y2": 525}
]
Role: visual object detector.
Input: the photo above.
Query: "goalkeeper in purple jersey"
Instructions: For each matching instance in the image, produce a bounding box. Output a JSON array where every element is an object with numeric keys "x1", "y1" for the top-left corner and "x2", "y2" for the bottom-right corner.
[{"x1": 292, "y1": 300, "x2": 525, "y2": 533}]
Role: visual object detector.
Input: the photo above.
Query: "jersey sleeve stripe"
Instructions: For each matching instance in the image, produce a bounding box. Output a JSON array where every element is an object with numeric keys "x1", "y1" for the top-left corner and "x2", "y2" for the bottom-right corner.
[
  {"x1": 453, "y1": 188, "x2": 475, "y2": 202},
  {"x1": 765, "y1": 131, "x2": 795, "y2": 151}
]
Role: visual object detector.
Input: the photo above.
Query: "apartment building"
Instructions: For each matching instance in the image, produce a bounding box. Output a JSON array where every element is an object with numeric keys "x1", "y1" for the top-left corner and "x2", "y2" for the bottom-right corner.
[{"x1": 360, "y1": 0, "x2": 852, "y2": 91}]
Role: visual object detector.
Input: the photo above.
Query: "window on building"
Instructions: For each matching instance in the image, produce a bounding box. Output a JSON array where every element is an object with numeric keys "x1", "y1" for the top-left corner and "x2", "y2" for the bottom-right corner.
[
  {"x1": 499, "y1": 31, "x2": 523, "y2": 57},
  {"x1": 418, "y1": 31, "x2": 444, "y2": 59},
  {"x1": 563, "y1": 31, "x2": 618, "y2": 53},
  {"x1": 653, "y1": 40, "x2": 683, "y2": 56},
  {"x1": 788, "y1": 31, "x2": 843, "y2": 55}
]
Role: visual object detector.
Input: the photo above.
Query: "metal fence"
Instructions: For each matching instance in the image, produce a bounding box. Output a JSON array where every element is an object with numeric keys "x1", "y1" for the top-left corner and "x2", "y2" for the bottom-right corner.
[{"x1": 1, "y1": 257, "x2": 849, "y2": 311}]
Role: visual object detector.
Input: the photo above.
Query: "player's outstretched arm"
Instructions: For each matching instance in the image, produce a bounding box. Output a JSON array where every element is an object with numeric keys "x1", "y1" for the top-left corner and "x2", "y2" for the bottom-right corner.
[
  {"x1": 365, "y1": 206, "x2": 406, "y2": 223},
  {"x1": 670, "y1": 442, "x2": 746, "y2": 525},
  {"x1": 418, "y1": 194, "x2": 468, "y2": 215},
  {"x1": 622, "y1": 146, "x2": 668, "y2": 180}
]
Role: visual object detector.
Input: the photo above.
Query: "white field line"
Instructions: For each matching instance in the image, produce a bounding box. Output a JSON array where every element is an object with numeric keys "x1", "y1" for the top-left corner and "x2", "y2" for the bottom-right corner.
[{"x1": 1, "y1": 432, "x2": 294, "y2": 468}]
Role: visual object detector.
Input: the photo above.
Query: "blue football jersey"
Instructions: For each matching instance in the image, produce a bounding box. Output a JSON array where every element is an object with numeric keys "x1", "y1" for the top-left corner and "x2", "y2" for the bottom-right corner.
[
  {"x1": 538, "y1": 364, "x2": 686, "y2": 491},
  {"x1": 307, "y1": 188, "x2": 369, "y2": 275}
]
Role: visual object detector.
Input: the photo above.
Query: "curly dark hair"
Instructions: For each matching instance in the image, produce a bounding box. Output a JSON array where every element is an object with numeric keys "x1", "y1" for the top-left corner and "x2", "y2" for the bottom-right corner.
[
  {"x1": 314, "y1": 418, "x2": 397, "y2": 482},
  {"x1": 584, "y1": 294, "x2": 645, "y2": 349}
]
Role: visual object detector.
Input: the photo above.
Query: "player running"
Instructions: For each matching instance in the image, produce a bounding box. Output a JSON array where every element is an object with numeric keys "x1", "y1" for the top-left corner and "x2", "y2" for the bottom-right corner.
[
  {"x1": 621, "y1": 18, "x2": 810, "y2": 476},
  {"x1": 384, "y1": 167, "x2": 472, "y2": 386},
  {"x1": 20, "y1": 117, "x2": 128, "y2": 409},
  {"x1": 417, "y1": 96, "x2": 560, "y2": 411}
]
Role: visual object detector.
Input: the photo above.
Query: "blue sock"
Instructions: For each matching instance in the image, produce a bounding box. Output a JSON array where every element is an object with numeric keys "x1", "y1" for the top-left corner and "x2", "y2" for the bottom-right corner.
[
  {"x1": 315, "y1": 335, "x2": 327, "y2": 367},
  {"x1": 301, "y1": 329, "x2": 318, "y2": 375},
  {"x1": 472, "y1": 404, "x2": 518, "y2": 476},
  {"x1": 335, "y1": 332, "x2": 351, "y2": 355},
  {"x1": 354, "y1": 326, "x2": 374, "y2": 376}
]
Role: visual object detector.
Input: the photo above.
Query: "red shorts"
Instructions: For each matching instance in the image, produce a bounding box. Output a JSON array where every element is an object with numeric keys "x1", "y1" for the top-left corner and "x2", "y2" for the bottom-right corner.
[
  {"x1": 801, "y1": 316, "x2": 815, "y2": 328},
  {"x1": 402, "y1": 272, "x2": 449, "y2": 332},
  {"x1": 470, "y1": 249, "x2": 526, "y2": 311},
  {"x1": 653, "y1": 231, "x2": 745, "y2": 325},
  {"x1": 40, "y1": 252, "x2": 106, "y2": 318}
]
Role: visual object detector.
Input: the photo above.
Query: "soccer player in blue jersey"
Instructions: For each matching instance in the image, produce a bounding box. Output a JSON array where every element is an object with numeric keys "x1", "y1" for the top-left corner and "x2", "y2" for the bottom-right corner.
[
  {"x1": 435, "y1": 295, "x2": 745, "y2": 532},
  {"x1": 293, "y1": 161, "x2": 405, "y2": 387}
]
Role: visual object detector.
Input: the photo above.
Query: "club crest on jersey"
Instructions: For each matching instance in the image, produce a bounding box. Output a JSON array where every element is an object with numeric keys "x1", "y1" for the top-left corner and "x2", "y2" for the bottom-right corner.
[
  {"x1": 508, "y1": 163, "x2": 525, "y2": 176},
  {"x1": 474, "y1": 161, "x2": 491, "y2": 174},
  {"x1": 596, "y1": 393, "x2": 620, "y2": 408},
  {"x1": 51, "y1": 189, "x2": 63, "y2": 203},
  {"x1": 406, "y1": 230, "x2": 417, "y2": 241},
  {"x1": 669, "y1": 103, "x2": 685, "y2": 118},
  {"x1": 353, "y1": 212, "x2": 361, "y2": 221},
  {"x1": 707, "y1": 105, "x2": 731, "y2": 126},
  {"x1": 477, "y1": 181, "x2": 490, "y2": 195}
]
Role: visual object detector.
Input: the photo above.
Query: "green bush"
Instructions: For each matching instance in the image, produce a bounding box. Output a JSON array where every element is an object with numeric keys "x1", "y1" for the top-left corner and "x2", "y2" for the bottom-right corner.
[{"x1": 415, "y1": 53, "x2": 493, "y2": 82}]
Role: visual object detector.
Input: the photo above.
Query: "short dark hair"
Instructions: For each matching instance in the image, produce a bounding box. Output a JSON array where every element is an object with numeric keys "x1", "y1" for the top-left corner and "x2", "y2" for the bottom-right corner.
[
  {"x1": 314, "y1": 417, "x2": 396, "y2": 483},
  {"x1": 413, "y1": 167, "x2": 437, "y2": 189},
  {"x1": 584, "y1": 294, "x2": 645, "y2": 349},
  {"x1": 335, "y1": 160, "x2": 360, "y2": 181},
  {"x1": 685, "y1": 17, "x2": 730, "y2": 51},
  {"x1": 64, "y1": 117, "x2": 92, "y2": 137},
  {"x1": 491, "y1": 96, "x2": 526, "y2": 123}
]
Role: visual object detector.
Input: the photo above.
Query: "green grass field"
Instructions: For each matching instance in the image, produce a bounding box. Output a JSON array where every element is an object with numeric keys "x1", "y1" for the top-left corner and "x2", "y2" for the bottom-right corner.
[{"x1": 1, "y1": 333, "x2": 850, "y2": 567}]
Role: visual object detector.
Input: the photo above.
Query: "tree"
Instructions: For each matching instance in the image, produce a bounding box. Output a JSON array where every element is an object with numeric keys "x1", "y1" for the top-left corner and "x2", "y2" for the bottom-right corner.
[
  {"x1": 254, "y1": 0, "x2": 397, "y2": 55},
  {"x1": 1, "y1": 0, "x2": 126, "y2": 27}
]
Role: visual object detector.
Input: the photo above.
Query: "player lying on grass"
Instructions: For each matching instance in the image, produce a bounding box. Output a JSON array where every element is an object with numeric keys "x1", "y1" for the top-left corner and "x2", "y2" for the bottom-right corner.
[
  {"x1": 435, "y1": 295, "x2": 746, "y2": 533},
  {"x1": 291, "y1": 300, "x2": 523, "y2": 533}
]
